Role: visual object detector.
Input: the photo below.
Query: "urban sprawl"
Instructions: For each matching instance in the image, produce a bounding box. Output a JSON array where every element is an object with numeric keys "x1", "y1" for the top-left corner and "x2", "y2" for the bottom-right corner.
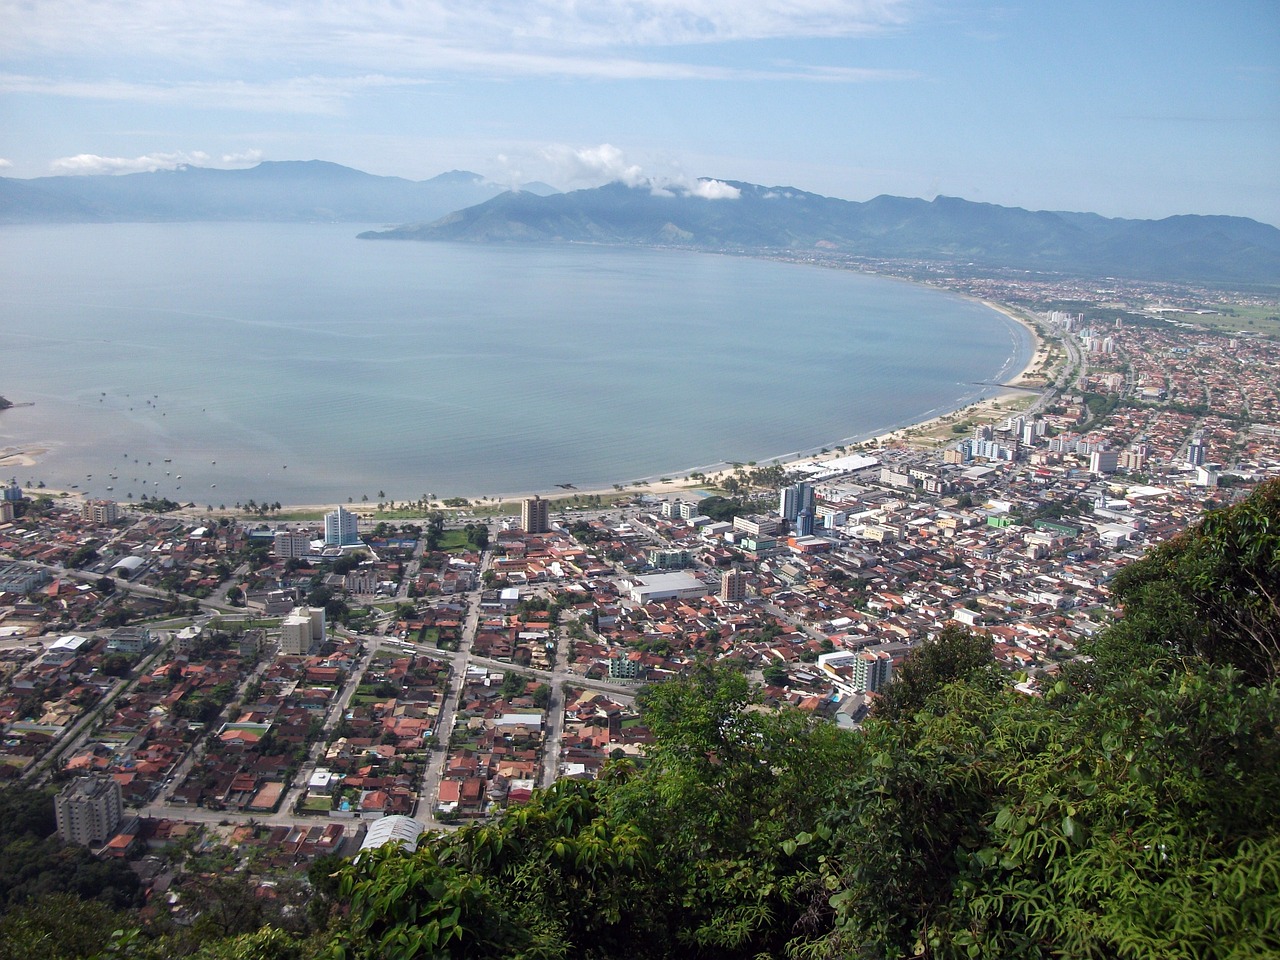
[{"x1": 2, "y1": 272, "x2": 1278, "y2": 918}]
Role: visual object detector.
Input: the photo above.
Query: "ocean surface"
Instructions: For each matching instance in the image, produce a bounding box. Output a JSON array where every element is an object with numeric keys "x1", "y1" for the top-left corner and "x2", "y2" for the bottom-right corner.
[{"x1": 0, "y1": 223, "x2": 1033, "y2": 506}]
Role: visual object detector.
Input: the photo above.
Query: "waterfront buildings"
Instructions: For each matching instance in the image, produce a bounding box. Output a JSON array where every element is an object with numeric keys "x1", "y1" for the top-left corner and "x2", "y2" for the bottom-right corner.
[
  {"x1": 80, "y1": 499, "x2": 119, "y2": 524},
  {"x1": 55, "y1": 775, "x2": 123, "y2": 846},
  {"x1": 521, "y1": 496, "x2": 550, "y2": 535},
  {"x1": 324, "y1": 506, "x2": 360, "y2": 547}
]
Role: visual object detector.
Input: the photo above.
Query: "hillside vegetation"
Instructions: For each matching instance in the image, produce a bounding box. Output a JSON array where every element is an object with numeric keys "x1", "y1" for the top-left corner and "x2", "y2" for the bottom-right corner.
[{"x1": 4, "y1": 480, "x2": 1278, "y2": 960}]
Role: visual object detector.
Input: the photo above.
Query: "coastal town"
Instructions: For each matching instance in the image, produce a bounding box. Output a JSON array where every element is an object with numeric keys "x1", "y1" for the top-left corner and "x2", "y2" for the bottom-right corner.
[{"x1": 1, "y1": 276, "x2": 1278, "y2": 919}]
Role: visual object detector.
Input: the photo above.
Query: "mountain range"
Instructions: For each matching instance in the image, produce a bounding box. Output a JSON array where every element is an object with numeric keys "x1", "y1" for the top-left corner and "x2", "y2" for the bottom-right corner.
[
  {"x1": 0, "y1": 160, "x2": 555, "y2": 226},
  {"x1": 362, "y1": 179, "x2": 1280, "y2": 285},
  {"x1": 3, "y1": 160, "x2": 1277, "y2": 284}
]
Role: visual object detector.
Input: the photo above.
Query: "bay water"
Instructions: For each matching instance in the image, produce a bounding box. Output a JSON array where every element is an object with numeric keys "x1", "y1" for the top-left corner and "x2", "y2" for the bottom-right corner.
[{"x1": 0, "y1": 223, "x2": 1033, "y2": 506}]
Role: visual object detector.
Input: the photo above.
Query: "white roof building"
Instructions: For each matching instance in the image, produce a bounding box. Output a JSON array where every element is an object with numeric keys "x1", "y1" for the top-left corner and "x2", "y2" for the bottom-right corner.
[
  {"x1": 358, "y1": 815, "x2": 427, "y2": 856},
  {"x1": 625, "y1": 571, "x2": 707, "y2": 603}
]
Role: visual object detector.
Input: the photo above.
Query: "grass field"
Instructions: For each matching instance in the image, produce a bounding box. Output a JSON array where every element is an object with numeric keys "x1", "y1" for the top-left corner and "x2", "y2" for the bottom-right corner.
[{"x1": 1157, "y1": 303, "x2": 1280, "y2": 339}]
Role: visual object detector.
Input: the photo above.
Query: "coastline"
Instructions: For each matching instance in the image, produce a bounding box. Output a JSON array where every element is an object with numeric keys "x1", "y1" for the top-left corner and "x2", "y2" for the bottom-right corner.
[
  {"x1": 5, "y1": 291, "x2": 1049, "y2": 519},
  {"x1": 243, "y1": 299, "x2": 1047, "y2": 518},
  {"x1": 9, "y1": 298, "x2": 1047, "y2": 520}
]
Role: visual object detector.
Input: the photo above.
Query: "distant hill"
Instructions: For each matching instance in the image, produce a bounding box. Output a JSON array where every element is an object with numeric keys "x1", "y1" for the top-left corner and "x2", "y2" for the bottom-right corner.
[
  {"x1": 360, "y1": 179, "x2": 1280, "y2": 285},
  {"x1": 4, "y1": 160, "x2": 1276, "y2": 283},
  {"x1": 0, "y1": 160, "x2": 557, "y2": 225}
]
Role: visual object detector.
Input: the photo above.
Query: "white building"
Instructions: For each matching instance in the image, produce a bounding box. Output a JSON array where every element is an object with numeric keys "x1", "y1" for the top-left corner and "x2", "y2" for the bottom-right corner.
[
  {"x1": 44, "y1": 635, "x2": 90, "y2": 665},
  {"x1": 80, "y1": 499, "x2": 120, "y2": 524},
  {"x1": 55, "y1": 776, "x2": 122, "y2": 846},
  {"x1": 818, "y1": 647, "x2": 896, "y2": 695},
  {"x1": 358, "y1": 815, "x2": 427, "y2": 856},
  {"x1": 625, "y1": 571, "x2": 707, "y2": 603},
  {"x1": 324, "y1": 506, "x2": 361, "y2": 547},
  {"x1": 280, "y1": 605, "x2": 326, "y2": 655},
  {"x1": 273, "y1": 530, "x2": 313, "y2": 559}
]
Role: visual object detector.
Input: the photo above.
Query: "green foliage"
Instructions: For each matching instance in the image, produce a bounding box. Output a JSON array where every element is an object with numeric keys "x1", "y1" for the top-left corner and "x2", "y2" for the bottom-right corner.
[
  {"x1": 499, "y1": 671, "x2": 530, "y2": 700},
  {"x1": 1101, "y1": 477, "x2": 1280, "y2": 683},
  {"x1": 606, "y1": 663, "x2": 862, "y2": 955},
  {"x1": 331, "y1": 552, "x2": 368, "y2": 576},
  {"x1": 698, "y1": 495, "x2": 745, "y2": 522},
  {"x1": 330, "y1": 780, "x2": 651, "y2": 960},
  {"x1": 872, "y1": 623, "x2": 1005, "y2": 722},
  {"x1": 100, "y1": 653, "x2": 133, "y2": 677},
  {"x1": 814, "y1": 663, "x2": 1280, "y2": 959},
  {"x1": 0, "y1": 893, "x2": 141, "y2": 960},
  {"x1": 0, "y1": 788, "x2": 138, "y2": 915}
]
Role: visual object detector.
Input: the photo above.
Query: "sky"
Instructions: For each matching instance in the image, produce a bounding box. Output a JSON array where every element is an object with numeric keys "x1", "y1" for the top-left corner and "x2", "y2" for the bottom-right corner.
[{"x1": 2, "y1": 1, "x2": 1278, "y2": 224}]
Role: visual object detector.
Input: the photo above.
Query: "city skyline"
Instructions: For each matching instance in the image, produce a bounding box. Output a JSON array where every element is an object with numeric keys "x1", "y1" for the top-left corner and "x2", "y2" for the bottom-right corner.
[{"x1": 1, "y1": 1, "x2": 1277, "y2": 225}]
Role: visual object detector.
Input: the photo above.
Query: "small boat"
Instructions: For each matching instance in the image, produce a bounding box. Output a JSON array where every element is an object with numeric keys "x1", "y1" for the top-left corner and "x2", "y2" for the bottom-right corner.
[{"x1": 211, "y1": 484, "x2": 217, "y2": 488}]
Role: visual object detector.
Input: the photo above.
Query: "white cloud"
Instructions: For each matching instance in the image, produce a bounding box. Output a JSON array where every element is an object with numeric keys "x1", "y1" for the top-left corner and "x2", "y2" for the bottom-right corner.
[
  {"x1": 2, "y1": 1, "x2": 913, "y2": 58},
  {"x1": 48, "y1": 150, "x2": 262, "y2": 175},
  {"x1": 0, "y1": 72, "x2": 431, "y2": 114},
  {"x1": 221, "y1": 149, "x2": 264, "y2": 166},
  {"x1": 689, "y1": 178, "x2": 741, "y2": 199},
  {"x1": 541, "y1": 143, "x2": 740, "y2": 198},
  {"x1": 0, "y1": 158, "x2": 12, "y2": 169},
  {"x1": 544, "y1": 143, "x2": 648, "y2": 187},
  {"x1": 0, "y1": 2, "x2": 917, "y2": 93}
]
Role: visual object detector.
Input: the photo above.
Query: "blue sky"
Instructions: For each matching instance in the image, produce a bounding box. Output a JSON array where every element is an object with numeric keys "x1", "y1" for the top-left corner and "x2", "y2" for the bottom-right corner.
[{"x1": 2, "y1": 1, "x2": 1277, "y2": 224}]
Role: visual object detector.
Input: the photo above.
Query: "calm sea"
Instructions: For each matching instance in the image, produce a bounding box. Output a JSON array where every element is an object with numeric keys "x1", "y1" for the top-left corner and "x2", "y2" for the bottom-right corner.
[{"x1": 0, "y1": 223, "x2": 1032, "y2": 506}]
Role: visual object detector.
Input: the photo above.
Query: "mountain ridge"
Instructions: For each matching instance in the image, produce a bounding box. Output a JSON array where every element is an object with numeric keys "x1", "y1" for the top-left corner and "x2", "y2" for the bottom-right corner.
[
  {"x1": 360, "y1": 178, "x2": 1280, "y2": 284},
  {"x1": 0, "y1": 160, "x2": 557, "y2": 226},
  {"x1": 2, "y1": 161, "x2": 1276, "y2": 283}
]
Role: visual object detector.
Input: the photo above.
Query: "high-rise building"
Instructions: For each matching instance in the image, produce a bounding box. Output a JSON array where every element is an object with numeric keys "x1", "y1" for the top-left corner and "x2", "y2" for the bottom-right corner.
[
  {"x1": 273, "y1": 530, "x2": 312, "y2": 559},
  {"x1": 521, "y1": 496, "x2": 549, "y2": 534},
  {"x1": 1090, "y1": 450, "x2": 1119, "y2": 475},
  {"x1": 280, "y1": 605, "x2": 326, "y2": 655},
  {"x1": 851, "y1": 650, "x2": 894, "y2": 693},
  {"x1": 55, "y1": 776, "x2": 122, "y2": 846},
  {"x1": 324, "y1": 506, "x2": 361, "y2": 546},
  {"x1": 721, "y1": 568, "x2": 747, "y2": 602},
  {"x1": 778, "y1": 482, "x2": 815, "y2": 523},
  {"x1": 80, "y1": 499, "x2": 119, "y2": 524},
  {"x1": 796, "y1": 508, "x2": 815, "y2": 537},
  {"x1": 1186, "y1": 436, "x2": 1206, "y2": 467}
]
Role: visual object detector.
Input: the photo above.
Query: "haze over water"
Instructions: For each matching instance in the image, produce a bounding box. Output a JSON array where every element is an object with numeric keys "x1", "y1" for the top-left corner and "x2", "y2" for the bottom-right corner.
[{"x1": 0, "y1": 223, "x2": 1033, "y2": 506}]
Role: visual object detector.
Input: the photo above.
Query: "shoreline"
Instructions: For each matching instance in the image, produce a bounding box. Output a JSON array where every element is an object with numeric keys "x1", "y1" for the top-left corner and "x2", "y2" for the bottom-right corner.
[
  {"x1": 214, "y1": 300, "x2": 1047, "y2": 518},
  {"x1": 9, "y1": 298, "x2": 1048, "y2": 520}
]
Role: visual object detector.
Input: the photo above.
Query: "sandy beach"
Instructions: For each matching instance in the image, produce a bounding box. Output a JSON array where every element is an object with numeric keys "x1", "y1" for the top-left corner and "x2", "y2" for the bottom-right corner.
[{"x1": 0, "y1": 447, "x2": 47, "y2": 470}]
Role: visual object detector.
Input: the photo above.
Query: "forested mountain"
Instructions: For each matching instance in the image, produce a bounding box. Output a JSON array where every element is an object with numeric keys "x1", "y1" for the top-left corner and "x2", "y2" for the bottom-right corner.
[
  {"x1": 361, "y1": 180, "x2": 1280, "y2": 285},
  {"x1": 3, "y1": 480, "x2": 1277, "y2": 959}
]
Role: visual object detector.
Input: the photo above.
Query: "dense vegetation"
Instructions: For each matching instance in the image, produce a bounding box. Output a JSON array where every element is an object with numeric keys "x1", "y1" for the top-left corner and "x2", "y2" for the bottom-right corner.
[
  {"x1": 3, "y1": 480, "x2": 1278, "y2": 959},
  {"x1": 0, "y1": 788, "x2": 141, "y2": 914}
]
